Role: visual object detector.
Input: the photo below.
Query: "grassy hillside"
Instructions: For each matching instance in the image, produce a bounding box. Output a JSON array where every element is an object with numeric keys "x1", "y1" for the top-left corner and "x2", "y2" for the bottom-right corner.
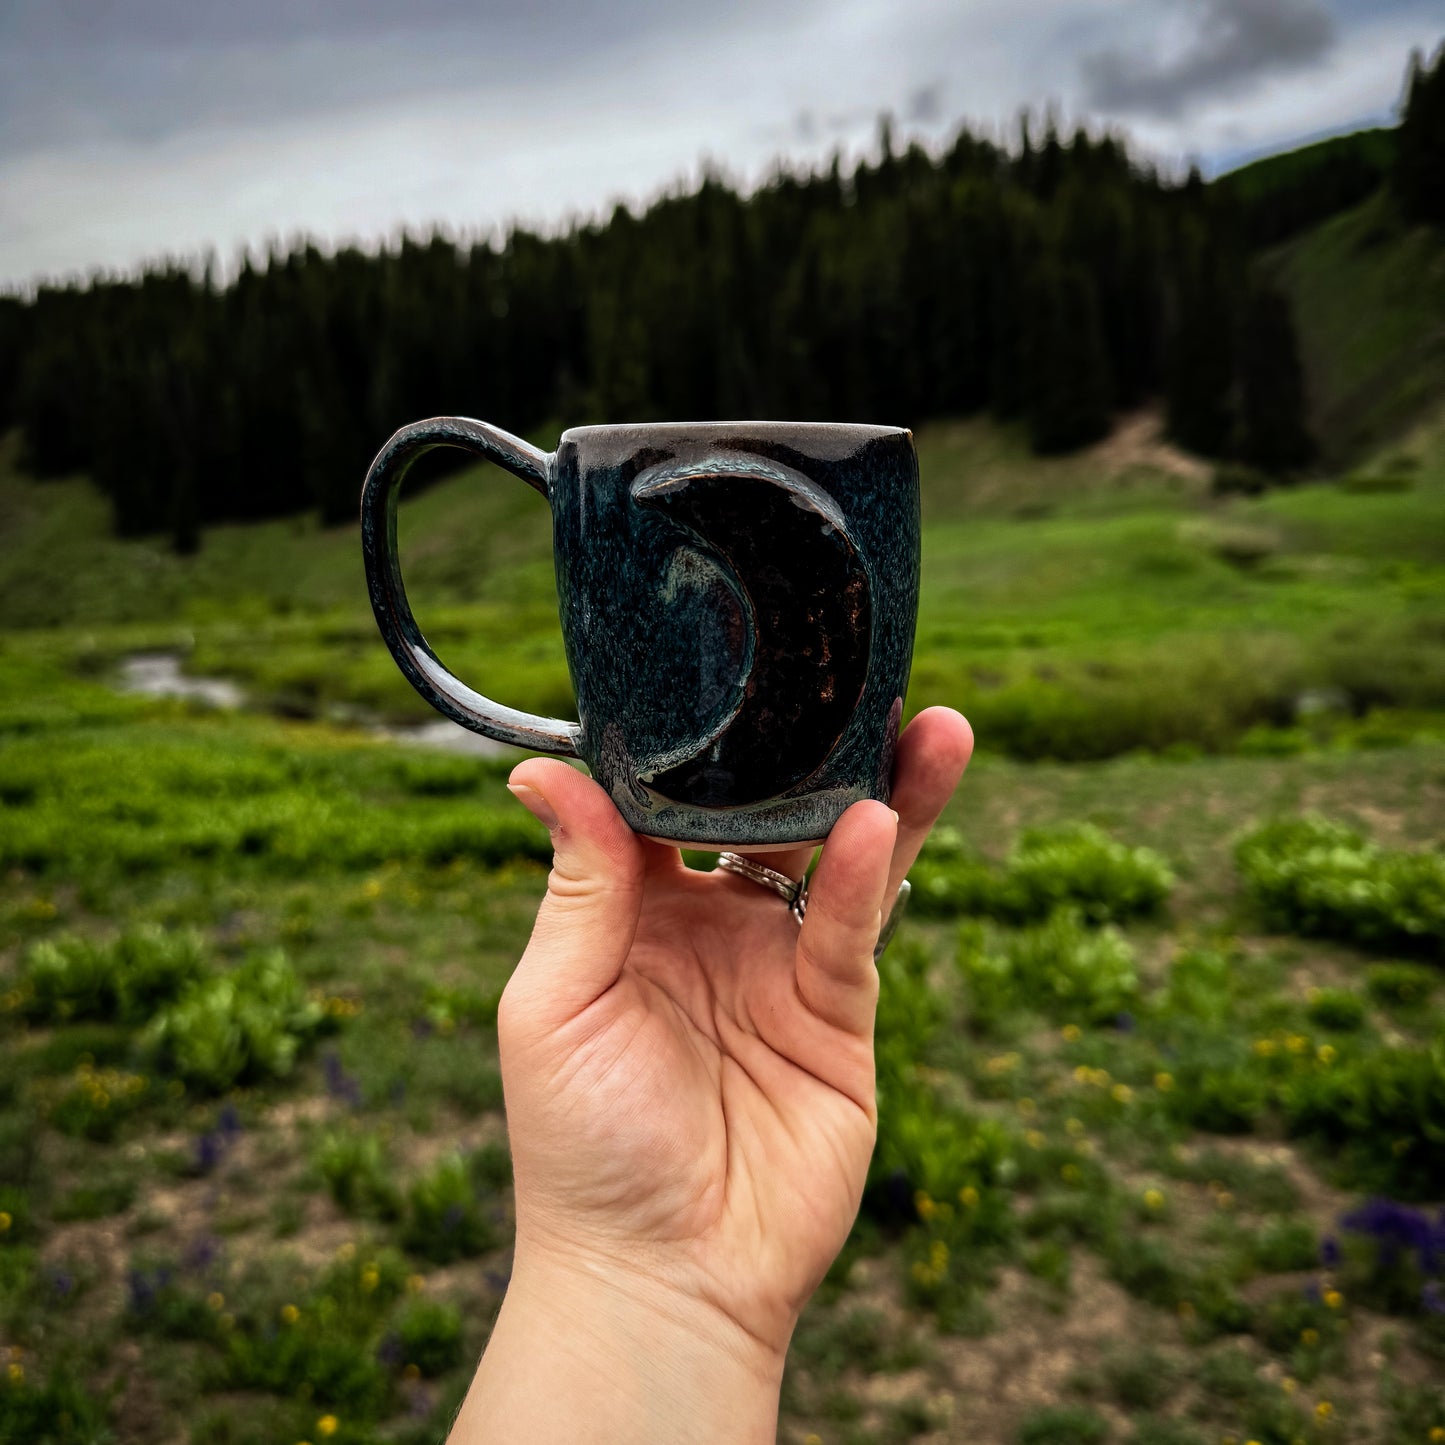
[
  {"x1": 5, "y1": 405, "x2": 1445, "y2": 762},
  {"x1": 1268, "y1": 193, "x2": 1445, "y2": 465}
]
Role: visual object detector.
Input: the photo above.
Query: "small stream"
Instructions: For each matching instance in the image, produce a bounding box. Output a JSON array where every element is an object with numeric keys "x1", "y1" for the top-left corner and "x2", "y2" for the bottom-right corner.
[{"x1": 116, "y1": 653, "x2": 519, "y2": 759}]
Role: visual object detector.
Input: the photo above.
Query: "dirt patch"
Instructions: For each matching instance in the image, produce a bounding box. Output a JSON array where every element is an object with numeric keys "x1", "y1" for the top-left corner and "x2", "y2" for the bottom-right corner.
[{"x1": 1089, "y1": 411, "x2": 1212, "y2": 485}]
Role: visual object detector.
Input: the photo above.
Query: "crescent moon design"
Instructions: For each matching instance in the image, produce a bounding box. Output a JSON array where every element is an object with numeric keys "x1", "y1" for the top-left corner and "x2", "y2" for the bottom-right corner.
[{"x1": 631, "y1": 455, "x2": 872, "y2": 809}]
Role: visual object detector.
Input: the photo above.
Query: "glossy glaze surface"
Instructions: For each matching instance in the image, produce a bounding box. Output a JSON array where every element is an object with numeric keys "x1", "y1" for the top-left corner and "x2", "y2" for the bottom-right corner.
[{"x1": 361, "y1": 419, "x2": 920, "y2": 847}]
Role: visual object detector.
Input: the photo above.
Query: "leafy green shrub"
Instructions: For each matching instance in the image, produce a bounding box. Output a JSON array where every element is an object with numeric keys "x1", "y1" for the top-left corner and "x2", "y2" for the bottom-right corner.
[
  {"x1": 141, "y1": 950, "x2": 328, "y2": 1092},
  {"x1": 959, "y1": 911, "x2": 1139, "y2": 1026},
  {"x1": 1236, "y1": 815, "x2": 1445, "y2": 955},
  {"x1": 394, "y1": 1297, "x2": 465, "y2": 1376},
  {"x1": 1129, "y1": 1420, "x2": 1207, "y2": 1445},
  {"x1": 401, "y1": 1153, "x2": 501, "y2": 1263},
  {"x1": 1016, "y1": 1404, "x2": 1109, "y2": 1444},
  {"x1": 315, "y1": 1128, "x2": 401, "y2": 1219},
  {"x1": 1248, "y1": 1217, "x2": 1319, "y2": 1273},
  {"x1": 1277, "y1": 1039, "x2": 1445, "y2": 1196},
  {"x1": 1365, "y1": 961, "x2": 1437, "y2": 1009},
  {"x1": 17, "y1": 927, "x2": 206, "y2": 1024},
  {"x1": 1306, "y1": 987, "x2": 1366, "y2": 1032},
  {"x1": 1159, "y1": 944, "x2": 1237, "y2": 1024},
  {"x1": 913, "y1": 825, "x2": 1173, "y2": 924}
]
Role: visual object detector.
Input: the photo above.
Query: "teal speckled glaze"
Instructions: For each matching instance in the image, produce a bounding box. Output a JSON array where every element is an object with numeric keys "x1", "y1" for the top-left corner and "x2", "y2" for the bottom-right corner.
[{"x1": 361, "y1": 418, "x2": 920, "y2": 850}]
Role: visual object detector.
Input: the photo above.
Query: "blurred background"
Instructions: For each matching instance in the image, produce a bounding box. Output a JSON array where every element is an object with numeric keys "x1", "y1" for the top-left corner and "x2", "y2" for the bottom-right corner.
[{"x1": 2, "y1": 3, "x2": 1445, "y2": 1443}]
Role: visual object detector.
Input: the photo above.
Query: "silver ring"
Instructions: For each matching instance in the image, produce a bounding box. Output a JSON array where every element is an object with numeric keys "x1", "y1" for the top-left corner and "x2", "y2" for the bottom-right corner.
[{"x1": 716, "y1": 852, "x2": 809, "y2": 922}]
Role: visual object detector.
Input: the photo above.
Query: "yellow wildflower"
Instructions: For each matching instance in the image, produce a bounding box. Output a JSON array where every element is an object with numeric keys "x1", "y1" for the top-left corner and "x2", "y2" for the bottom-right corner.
[
  {"x1": 1154, "y1": 1072, "x2": 1174, "y2": 1091},
  {"x1": 1062, "y1": 1024, "x2": 1082, "y2": 1042},
  {"x1": 1281, "y1": 1376, "x2": 1298, "y2": 1395},
  {"x1": 207, "y1": 1292, "x2": 225, "y2": 1311},
  {"x1": 1111, "y1": 1083, "x2": 1133, "y2": 1104},
  {"x1": 7, "y1": 1362, "x2": 22, "y2": 1385},
  {"x1": 1017, "y1": 1097, "x2": 1037, "y2": 1117},
  {"x1": 1315, "y1": 1401, "x2": 1333, "y2": 1421},
  {"x1": 1215, "y1": 1190, "x2": 1235, "y2": 1210},
  {"x1": 1061, "y1": 1163, "x2": 1081, "y2": 1183},
  {"x1": 805, "y1": 1436, "x2": 824, "y2": 1445},
  {"x1": 1143, "y1": 1188, "x2": 1165, "y2": 1211},
  {"x1": 281, "y1": 1304, "x2": 300, "y2": 1325},
  {"x1": 1324, "y1": 1289, "x2": 1343, "y2": 1309},
  {"x1": 1429, "y1": 1429, "x2": 1445, "y2": 1443},
  {"x1": 1300, "y1": 1328, "x2": 1319, "y2": 1346},
  {"x1": 362, "y1": 879, "x2": 383, "y2": 899},
  {"x1": 406, "y1": 1274, "x2": 426, "y2": 1293},
  {"x1": 959, "y1": 1185, "x2": 980, "y2": 1208},
  {"x1": 1066, "y1": 1117, "x2": 1085, "y2": 1136},
  {"x1": 336, "y1": 1242, "x2": 356, "y2": 1262},
  {"x1": 915, "y1": 1191, "x2": 936, "y2": 1220},
  {"x1": 1317, "y1": 1043, "x2": 1337, "y2": 1064},
  {"x1": 317, "y1": 1417, "x2": 339, "y2": 1438},
  {"x1": 1025, "y1": 1130, "x2": 1045, "y2": 1149},
  {"x1": 360, "y1": 1266, "x2": 380, "y2": 1293},
  {"x1": 1073, "y1": 1064, "x2": 1091, "y2": 1083},
  {"x1": 0, "y1": 1212, "x2": 11, "y2": 1233},
  {"x1": 1253, "y1": 1038, "x2": 1276, "y2": 1057},
  {"x1": 1285, "y1": 1034, "x2": 1307, "y2": 1053}
]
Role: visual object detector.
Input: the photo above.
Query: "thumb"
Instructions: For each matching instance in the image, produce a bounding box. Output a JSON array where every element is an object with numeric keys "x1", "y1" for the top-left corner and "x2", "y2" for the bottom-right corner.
[{"x1": 503, "y1": 757, "x2": 646, "y2": 1023}]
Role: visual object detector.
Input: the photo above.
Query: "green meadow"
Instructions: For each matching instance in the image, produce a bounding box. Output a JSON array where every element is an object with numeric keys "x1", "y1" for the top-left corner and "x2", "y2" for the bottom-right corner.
[{"x1": 2, "y1": 402, "x2": 1445, "y2": 1444}]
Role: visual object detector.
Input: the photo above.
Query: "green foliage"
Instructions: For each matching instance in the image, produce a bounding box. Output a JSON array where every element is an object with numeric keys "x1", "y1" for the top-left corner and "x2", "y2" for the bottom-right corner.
[
  {"x1": 141, "y1": 949, "x2": 329, "y2": 1092},
  {"x1": 918, "y1": 824, "x2": 1173, "y2": 925},
  {"x1": 1306, "y1": 987, "x2": 1367, "y2": 1032},
  {"x1": 0, "y1": 1363, "x2": 110, "y2": 1445},
  {"x1": 1395, "y1": 41, "x2": 1445, "y2": 227},
  {"x1": 400, "y1": 1153, "x2": 501, "y2": 1264},
  {"x1": 393, "y1": 1297, "x2": 465, "y2": 1377},
  {"x1": 1365, "y1": 961, "x2": 1438, "y2": 1009},
  {"x1": 958, "y1": 910, "x2": 1139, "y2": 1026},
  {"x1": 17, "y1": 927, "x2": 206, "y2": 1024},
  {"x1": 315, "y1": 1128, "x2": 402, "y2": 1220},
  {"x1": 1236, "y1": 815, "x2": 1445, "y2": 955},
  {"x1": 1016, "y1": 1404, "x2": 1110, "y2": 1444}
]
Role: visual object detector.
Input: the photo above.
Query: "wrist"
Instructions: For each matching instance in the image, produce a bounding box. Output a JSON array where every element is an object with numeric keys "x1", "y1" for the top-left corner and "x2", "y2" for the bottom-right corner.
[{"x1": 451, "y1": 1244, "x2": 791, "y2": 1445}]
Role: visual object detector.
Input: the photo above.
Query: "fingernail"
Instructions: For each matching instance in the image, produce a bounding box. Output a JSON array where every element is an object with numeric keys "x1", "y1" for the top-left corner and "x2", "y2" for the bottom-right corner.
[
  {"x1": 890, "y1": 809, "x2": 900, "y2": 824},
  {"x1": 508, "y1": 783, "x2": 560, "y2": 831}
]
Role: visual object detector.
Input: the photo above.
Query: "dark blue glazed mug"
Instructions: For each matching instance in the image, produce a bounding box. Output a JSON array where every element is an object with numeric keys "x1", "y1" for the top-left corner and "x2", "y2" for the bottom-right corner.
[{"x1": 361, "y1": 419, "x2": 919, "y2": 849}]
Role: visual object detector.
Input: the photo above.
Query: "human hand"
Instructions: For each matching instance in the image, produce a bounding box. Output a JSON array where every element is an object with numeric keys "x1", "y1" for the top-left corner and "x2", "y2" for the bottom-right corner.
[{"x1": 451, "y1": 707, "x2": 972, "y2": 1445}]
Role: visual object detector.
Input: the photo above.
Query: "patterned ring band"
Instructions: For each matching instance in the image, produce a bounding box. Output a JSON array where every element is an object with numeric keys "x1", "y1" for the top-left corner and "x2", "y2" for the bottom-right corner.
[
  {"x1": 716, "y1": 852, "x2": 809, "y2": 923},
  {"x1": 715, "y1": 853, "x2": 912, "y2": 959}
]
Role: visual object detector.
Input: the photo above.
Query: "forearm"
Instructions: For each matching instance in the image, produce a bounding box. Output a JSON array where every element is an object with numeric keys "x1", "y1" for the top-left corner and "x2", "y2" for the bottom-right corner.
[{"x1": 449, "y1": 1249, "x2": 789, "y2": 1445}]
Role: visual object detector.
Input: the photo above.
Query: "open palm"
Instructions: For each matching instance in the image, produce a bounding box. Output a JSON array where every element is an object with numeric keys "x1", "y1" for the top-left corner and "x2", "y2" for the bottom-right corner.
[{"x1": 497, "y1": 707, "x2": 972, "y2": 1356}]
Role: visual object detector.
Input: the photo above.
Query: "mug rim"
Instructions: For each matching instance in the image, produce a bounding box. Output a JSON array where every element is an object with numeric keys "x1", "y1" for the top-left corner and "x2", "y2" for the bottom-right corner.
[{"x1": 559, "y1": 419, "x2": 910, "y2": 441}]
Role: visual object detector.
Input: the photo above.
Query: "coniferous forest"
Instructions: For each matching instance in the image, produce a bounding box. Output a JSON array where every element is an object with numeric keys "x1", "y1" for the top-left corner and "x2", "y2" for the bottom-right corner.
[{"x1": 2, "y1": 39, "x2": 1442, "y2": 553}]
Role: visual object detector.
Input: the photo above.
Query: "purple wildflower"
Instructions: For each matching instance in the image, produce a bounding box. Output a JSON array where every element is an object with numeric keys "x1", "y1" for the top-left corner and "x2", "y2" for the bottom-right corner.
[
  {"x1": 194, "y1": 1131, "x2": 224, "y2": 1175},
  {"x1": 217, "y1": 1104, "x2": 242, "y2": 1137},
  {"x1": 1320, "y1": 1235, "x2": 1341, "y2": 1268},
  {"x1": 376, "y1": 1332, "x2": 403, "y2": 1367},
  {"x1": 323, "y1": 1049, "x2": 363, "y2": 1107},
  {"x1": 184, "y1": 1235, "x2": 221, "y2": 1273},
  {"x1": 47, "y1": 1268, "x2": 75, "y2": 1300},
  {"x1": 1112, "y1": 1011, "x2": 1136, "y2": 1033},
  {"x1": 1341, "y1": 1197, "x2": 1435, "y2": 1268}
]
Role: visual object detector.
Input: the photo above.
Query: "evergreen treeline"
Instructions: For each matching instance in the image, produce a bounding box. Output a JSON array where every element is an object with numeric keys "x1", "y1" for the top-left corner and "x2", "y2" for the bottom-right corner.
[{"x1": 2, "y1": 118, "x2": 1326, "y2": 549}]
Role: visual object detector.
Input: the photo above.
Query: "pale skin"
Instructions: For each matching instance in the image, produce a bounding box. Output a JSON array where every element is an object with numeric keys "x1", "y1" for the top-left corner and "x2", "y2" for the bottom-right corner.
[{"x1": 448, "y1": 707, "x2": 973, "y2": 1445}]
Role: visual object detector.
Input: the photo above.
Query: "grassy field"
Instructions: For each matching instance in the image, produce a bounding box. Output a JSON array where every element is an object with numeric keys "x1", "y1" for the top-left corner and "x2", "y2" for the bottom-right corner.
[{"x1": 2, "y1": 410, "x2": 1444, "y2": 1444}]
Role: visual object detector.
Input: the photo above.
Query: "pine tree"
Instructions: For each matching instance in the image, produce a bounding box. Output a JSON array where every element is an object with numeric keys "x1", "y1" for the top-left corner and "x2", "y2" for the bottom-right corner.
[
  {"x1": 1235, "y1": 285, "x2": 1314, "y2": 474},
  {"x1": 1394, "y1": 42, "x2": 1445, "y2": 225},
  {"x1": 1022, "y1": 260, "x2": 1112, "y2": 454}
]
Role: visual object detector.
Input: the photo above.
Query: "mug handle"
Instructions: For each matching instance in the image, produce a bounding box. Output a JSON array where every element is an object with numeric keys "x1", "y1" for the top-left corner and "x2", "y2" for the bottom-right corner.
[{"x1": 360, "y1": 416, "x2": 582, "y2": 757}]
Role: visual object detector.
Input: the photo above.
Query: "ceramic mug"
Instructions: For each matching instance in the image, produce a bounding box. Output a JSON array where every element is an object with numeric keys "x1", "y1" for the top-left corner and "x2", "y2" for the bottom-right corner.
[{"x1": 360, "y1": 418, "x2": 919, "y2": 849}]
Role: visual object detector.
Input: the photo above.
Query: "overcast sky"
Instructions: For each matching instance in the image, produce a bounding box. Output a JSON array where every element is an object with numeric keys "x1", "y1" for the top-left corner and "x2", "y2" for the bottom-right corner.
[{"x1": 1, "y1": 0, "x2": 1439, "y2": 288}]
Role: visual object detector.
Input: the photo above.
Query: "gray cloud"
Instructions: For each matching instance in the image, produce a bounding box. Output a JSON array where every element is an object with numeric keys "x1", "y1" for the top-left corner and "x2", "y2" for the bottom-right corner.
[{"x1": 1081, "y1": 0, "x2": 1337, "y2": 119}]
